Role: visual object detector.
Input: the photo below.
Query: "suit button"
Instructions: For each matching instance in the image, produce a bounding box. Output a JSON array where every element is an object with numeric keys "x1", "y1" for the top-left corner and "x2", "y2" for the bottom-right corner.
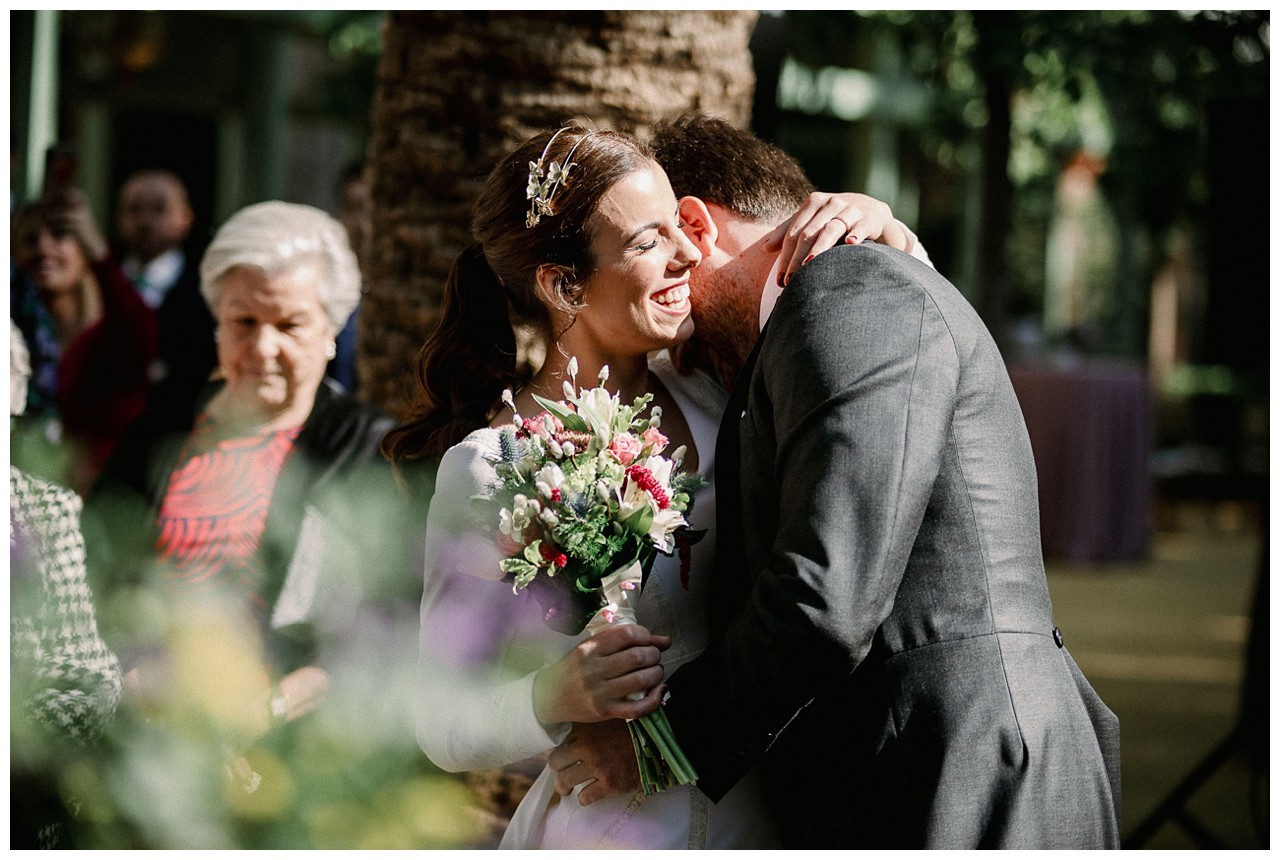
[{"x1": 1052, "y1": 626, "x2": 1064, "y2": 648}]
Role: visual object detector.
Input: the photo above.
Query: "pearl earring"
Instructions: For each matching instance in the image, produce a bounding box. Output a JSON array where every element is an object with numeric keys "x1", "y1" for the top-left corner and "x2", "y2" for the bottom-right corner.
[{"x1": 325, "y1": 341, "x2": 337, "y2": 360}]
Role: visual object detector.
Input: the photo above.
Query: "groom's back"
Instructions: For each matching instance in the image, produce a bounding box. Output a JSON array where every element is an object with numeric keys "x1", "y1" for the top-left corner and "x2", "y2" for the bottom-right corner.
[
  {"x1": 873, "y1": 246, "x2": 1052, "y2": 651},
  {"x1": 754, "y1": 243, "x2": 1120, "y2": 848}
]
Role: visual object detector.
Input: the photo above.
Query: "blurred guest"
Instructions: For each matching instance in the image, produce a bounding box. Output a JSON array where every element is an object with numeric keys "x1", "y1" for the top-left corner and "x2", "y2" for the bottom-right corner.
[
  {"x1": 11, "y1": 321, "x2": 124, "y2": 849},
  {"x1": 116, "y1": 169, "x2": 217, "y2": 398},
  {"x1": 10, "y1": 189, "x2": 159, "y2": 494},
  {"x1": 82, "y1": 202, "x2": 426, "y2": 840}
]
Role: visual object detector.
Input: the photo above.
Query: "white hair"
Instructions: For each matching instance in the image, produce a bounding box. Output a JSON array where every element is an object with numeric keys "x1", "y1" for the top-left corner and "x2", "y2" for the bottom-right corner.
[{"x1": 198, "y1": 201, "x2": 362, "y2": 330}]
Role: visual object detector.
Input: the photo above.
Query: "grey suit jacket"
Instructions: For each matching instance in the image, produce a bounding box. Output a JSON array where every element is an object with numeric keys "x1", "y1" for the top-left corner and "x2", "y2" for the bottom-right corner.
[{"x1": 663, "y1": 243, "x2": 1121, "y2": 848}]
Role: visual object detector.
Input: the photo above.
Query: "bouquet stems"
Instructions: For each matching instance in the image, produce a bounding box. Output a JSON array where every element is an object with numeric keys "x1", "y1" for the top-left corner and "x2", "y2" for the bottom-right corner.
[
  {"x1": 629, "y1": 708, "x2": 698, "y2": 796},
  {"x1": 586, "y1": 563, "x2": 700, "y2": 796}
]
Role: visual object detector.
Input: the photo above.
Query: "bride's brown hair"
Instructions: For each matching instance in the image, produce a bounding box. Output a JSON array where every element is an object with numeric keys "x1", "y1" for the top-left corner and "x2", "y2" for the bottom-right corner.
[{"x1": 382, "y1": 127, "x2": 654, "y2": 468}]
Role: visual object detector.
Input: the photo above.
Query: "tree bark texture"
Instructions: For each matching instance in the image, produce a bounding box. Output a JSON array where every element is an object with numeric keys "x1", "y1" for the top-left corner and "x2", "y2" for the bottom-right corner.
[{"x1": 360, "y1": 10, "x2": 758, "y2": 416}]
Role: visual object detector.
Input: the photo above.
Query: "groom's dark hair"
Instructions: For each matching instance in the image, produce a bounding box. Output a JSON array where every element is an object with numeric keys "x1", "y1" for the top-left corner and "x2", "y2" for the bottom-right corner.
[{"x1": 649, "y1": 113, "x2": 815, "y2": 224}]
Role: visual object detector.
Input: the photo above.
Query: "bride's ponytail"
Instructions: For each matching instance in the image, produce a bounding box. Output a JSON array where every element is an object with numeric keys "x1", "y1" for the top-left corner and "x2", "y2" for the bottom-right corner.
[{"x1": 382, "y1": 243, "x2": 519, "y2": 467}]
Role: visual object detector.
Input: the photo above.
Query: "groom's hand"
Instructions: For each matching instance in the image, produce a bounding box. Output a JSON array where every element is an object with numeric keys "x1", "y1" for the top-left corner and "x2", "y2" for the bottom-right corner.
[{"x1": 548, "y1": 719, "x2": 642, "y2": 804}]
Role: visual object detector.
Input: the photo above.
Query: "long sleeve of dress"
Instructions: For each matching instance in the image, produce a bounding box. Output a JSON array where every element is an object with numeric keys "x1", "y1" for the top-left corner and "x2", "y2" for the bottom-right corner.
[{"x1": 415, "y1": 433, "x2": 568, "y2": 773}]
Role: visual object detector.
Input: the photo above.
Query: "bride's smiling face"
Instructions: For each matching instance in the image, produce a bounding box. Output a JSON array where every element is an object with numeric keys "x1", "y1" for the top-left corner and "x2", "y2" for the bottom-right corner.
[{"x1": 574, "y1": 162, "x2": 700, "y2": 355}]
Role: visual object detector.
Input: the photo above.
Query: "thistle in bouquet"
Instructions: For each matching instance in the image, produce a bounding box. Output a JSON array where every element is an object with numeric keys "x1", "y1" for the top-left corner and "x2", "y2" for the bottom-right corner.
[{"x1": 481, "y1": 357, "x2": 704, "y2": 795}]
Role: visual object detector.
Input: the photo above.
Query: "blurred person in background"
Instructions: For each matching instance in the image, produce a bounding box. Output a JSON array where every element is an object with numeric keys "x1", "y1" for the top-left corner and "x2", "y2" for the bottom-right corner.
[
  {"x1": 10, "y1": 188, "x2": 160, "y2": 495},
  {"x1": 116, "y1": 169, "x2": 218, "y2": 401},
  {"x1": 11, "y1": 320, "x2": 124, "y2": 849},
  {"x1": 80, "y1": 202, "x2": 435, "y2": 848}
]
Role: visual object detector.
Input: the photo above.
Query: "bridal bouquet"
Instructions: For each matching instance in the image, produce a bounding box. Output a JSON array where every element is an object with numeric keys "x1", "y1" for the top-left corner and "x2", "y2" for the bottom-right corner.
[{"x1": 481, "y1": 358, "x2": 703, "y2": 795}]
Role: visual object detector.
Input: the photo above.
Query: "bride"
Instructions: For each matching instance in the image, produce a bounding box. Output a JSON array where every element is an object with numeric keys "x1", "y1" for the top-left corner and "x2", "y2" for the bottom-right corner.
[{"x1": 383, "y1": 126, "x2": 898, "y2": 849}]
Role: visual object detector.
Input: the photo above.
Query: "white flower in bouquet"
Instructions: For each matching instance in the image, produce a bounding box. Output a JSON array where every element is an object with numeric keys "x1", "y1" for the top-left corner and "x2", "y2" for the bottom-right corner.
[
  {"x1": 535, "y1": 463, "x2": 566, "y2": 500},
  {"x1": 574, "y1": 386, "x2": 620, "y2": 448}
]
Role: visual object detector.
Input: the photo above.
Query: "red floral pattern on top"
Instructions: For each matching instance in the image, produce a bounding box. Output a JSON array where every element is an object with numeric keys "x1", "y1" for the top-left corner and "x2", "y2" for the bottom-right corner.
[{"x1": 155, "y1": 415, "x2": 301, "y2": 618}]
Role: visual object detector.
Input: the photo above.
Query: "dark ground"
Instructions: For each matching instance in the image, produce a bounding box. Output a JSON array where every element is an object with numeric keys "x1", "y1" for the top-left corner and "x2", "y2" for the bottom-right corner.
[{"x1": 1046, "y1": 499, "x2": 1268, "y2": 849}]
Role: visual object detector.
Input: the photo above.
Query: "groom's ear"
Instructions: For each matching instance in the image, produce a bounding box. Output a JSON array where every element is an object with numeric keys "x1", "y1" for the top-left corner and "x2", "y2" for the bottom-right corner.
[{"x1": 678, "y1": 196, "x2": 717, "y2": 256}]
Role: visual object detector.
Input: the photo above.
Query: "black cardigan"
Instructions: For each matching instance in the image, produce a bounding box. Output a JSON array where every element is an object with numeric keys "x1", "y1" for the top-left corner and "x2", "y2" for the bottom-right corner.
[{"x1": 83, "y1": 378, "x2": 426, "y2": 675}]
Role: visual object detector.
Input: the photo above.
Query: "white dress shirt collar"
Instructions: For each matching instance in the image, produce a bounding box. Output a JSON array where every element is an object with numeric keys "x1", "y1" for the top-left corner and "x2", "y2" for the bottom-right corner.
[
  {"x1": 758, "y1": 256, "x2": 783, "y2": 332},
  {"x1": 124, "y1": 247, "x2": 186, "y2": 309}
]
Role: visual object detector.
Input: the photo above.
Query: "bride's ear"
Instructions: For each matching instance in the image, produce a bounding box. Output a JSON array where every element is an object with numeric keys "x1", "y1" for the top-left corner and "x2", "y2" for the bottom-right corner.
[
  {"x1": 678, "y1": 196, "x2": 717, "y2": 256},
  {"x1": 534, "y1": 264, "x2": 567, "y2": 307}
]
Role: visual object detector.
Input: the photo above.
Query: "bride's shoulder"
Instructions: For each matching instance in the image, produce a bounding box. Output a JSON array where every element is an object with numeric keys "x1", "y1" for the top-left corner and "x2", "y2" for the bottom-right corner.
[
  {"x1": 432, "y1": 427, "x2": 503, "y2": 502},
  {"x1": 452, "y1": 425, "x2": 503, "y2": 455}
]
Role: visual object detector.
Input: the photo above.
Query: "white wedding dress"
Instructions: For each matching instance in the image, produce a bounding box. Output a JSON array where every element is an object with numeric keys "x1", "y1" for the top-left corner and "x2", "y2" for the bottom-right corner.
[{"x1": 415, "y1": 352, "x2": 780, "y2": 849}]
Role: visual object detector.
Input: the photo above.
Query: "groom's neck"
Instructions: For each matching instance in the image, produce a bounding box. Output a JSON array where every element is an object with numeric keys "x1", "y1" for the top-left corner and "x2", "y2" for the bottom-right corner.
[{"x1": 674, "y1": 335, "x2": 752, "y2": 392}]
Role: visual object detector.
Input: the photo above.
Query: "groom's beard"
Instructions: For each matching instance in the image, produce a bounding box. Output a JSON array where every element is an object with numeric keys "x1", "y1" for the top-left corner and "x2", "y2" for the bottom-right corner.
[{"x1": 680, "y1": 269, "x2": 759, "y2": 389}]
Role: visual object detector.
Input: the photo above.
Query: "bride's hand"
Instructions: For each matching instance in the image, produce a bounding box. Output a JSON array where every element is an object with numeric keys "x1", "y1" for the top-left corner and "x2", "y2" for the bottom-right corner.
[
  {"x1": 532, "y1": 624, "x2": 671, "y2": 726},
  {"x1": 548, "y1": 719, "x2": 640, "y2": 804},
  {"x1": 765, "y1": 191, "x2": 918, "y2": 287}
]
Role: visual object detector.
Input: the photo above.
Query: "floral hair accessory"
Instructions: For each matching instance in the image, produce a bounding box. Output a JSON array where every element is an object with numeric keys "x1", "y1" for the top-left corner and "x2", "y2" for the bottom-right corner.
[{"x1": 526, "y1": 127, "x2": 585, "y2": 229}]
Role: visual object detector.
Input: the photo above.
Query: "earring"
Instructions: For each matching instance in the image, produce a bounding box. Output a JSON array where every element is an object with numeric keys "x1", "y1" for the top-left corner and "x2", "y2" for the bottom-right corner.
[
  {"x1": 325, "y1": 341, "x2": 337, "y2": 361},
  {"x1": 213, "y1": 327, "x2": 221, "y2": 343}
]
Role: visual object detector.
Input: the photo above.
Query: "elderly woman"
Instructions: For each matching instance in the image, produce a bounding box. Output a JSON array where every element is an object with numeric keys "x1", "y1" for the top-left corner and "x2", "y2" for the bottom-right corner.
[{"x1": 81, "y1": 202, "x2": 424, "y2": 818}]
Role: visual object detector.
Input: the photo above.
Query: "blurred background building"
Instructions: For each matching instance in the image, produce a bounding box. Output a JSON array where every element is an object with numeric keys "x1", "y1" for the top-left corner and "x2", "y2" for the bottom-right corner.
[
  {"x1": 12, "y1": 10, "x2": 377, "y2": 242},
  {"x1": 10, "y1": 9, "x2": 1269, "y2": 849}
]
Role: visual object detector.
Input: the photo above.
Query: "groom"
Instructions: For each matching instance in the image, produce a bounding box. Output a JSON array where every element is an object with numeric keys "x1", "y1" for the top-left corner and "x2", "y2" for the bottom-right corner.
[{"x1": 553, "y1": 114, "x2": 1122, "y2": 848}]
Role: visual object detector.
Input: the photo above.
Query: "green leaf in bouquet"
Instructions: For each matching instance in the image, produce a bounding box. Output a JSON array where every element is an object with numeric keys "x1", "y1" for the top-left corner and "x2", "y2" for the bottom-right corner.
[
  {"x1": 522, "y1": 539, "x2": 545, "y2": 566},
  {"x1": 573, "y1": 570, "x2": 601, "y2": 594},
  {"x1": 530, "y1": 394, "x2": 590, "y2": 434},
  {"x1": 628, "y1": 393, "x2": 653, "y2": 415},
  {"x1": 623, "y1": 504, "x2": 655, "y2": 537},
  {"x1": 501, "y1": 557, "x2": 540, "y2": 590},
  {"x1": 555, "y1": 518, "x2": 608, "y2": 566},
  {"x1": 604, "y1": 530, "x2": 628, "y2": 557},
  {"x1": 615, "y1": 396, "x2": 648, "y2": 432},
  {"x1": 671, "y1": 471, "x2": 708, "y2": 496}
]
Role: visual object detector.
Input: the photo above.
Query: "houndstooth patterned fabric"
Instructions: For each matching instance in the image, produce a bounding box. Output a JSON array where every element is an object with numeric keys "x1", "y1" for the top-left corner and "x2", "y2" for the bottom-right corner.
[{"x1": 11, "y1": 466, "x2": 123, "y2": 744}]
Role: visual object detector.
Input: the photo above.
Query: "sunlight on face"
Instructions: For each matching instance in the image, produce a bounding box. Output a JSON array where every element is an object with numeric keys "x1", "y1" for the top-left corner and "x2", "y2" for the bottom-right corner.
[
  {"x1": 214, "y1": 264, "x2": 334, "y2": 423},
  {"x1": 572, "y1": 163, "x2": 701, "y2": 359}
]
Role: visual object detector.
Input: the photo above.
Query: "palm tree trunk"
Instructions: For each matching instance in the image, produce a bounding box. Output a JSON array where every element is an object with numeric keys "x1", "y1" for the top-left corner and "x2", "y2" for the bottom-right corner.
[{"x1": 360, "y1": 10, "x2": 758, "y2": 415}]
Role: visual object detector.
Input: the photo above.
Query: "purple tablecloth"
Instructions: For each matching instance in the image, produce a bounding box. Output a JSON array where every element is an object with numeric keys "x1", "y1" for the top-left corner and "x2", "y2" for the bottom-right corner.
[{"x1": 1008, "y1": 361, "x2": 1152, "y2": 563}]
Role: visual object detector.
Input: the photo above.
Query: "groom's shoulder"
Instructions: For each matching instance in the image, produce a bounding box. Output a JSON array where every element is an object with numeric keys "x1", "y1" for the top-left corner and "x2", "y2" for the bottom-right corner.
[
  {"x1": 784, "y1": 242, "x2": 974, "y2": 322},
  {"x1": 778, "y1": 242, "x2": 935, "y2": 316},
  {"x1": 803, "y1": 241, "x2": 937, "y2": 288}
]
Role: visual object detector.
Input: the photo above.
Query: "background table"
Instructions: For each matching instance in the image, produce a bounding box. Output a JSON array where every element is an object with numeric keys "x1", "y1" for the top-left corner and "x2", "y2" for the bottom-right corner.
[{"x1": 1007, "y1": 360, "x2": 1152, "y2": 563}]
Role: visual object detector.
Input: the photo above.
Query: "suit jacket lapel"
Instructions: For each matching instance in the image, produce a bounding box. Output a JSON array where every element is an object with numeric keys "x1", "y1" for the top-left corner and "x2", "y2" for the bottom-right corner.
[{"x1": 710, "y1": 324, "x2": 768, "y2": 635}]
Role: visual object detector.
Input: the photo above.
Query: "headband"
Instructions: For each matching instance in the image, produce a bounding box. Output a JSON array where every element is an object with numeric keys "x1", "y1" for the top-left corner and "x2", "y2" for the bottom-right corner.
[{"x1": 526, "y1": 128, "x2": 586, "y2": 229}]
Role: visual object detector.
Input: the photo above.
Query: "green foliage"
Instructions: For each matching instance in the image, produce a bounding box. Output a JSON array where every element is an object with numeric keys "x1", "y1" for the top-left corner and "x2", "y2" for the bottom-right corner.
[
  {"x1": 530, "y1": 394, "x2": 590, "y2": 433},
  {"x1": 555, "y1": 515, "x2": 629, "y2": 575},
  {"x1": 785, "y1": 10, "x2": 1267, "y2": 357}
]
